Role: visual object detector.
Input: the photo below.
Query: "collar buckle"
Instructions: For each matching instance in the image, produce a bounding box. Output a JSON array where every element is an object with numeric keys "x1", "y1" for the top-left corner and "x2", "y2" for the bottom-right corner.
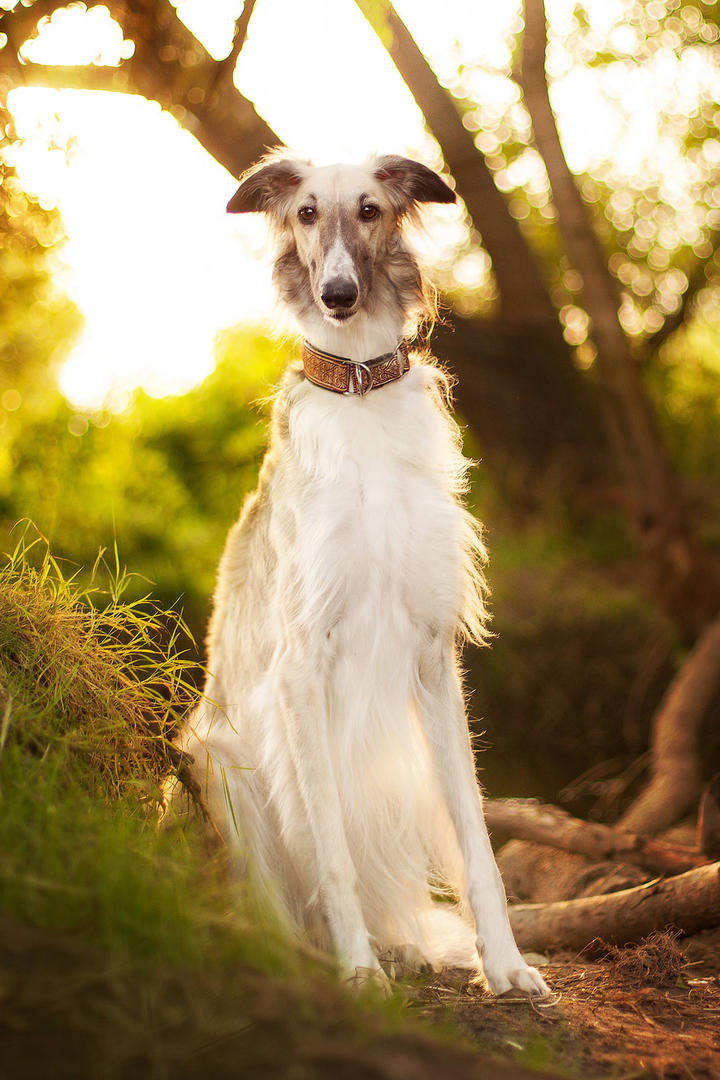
[{"x1": 353, "y1": 363, "x2": 373, "y2": 396}]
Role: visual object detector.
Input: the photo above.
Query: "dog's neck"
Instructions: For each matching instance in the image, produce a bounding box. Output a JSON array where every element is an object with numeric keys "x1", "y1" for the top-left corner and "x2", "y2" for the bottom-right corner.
[{"x1": 295, "y1": 306, "x2": 407, "y2": 366}]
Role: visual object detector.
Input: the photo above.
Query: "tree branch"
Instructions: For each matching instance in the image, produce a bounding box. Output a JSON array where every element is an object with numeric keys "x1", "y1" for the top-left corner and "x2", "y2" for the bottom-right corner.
[
  {"x1": 485, "y1": 798, "x2": 708, "y2": 876},
  {"x1": 114, "y1": 0, "x2": 279, "y2": 175},
  {"x1": 509, "y1": 861, "x2": 720, "y2": 952},
  {"x1": 354, "y1": 0, "x2": 561, "y2": 333},
  {"x1": 0, "y1": 0, "x2": 280, "y2": 178},
  {"x1": 0, "y1": 59, "x2": 134, "y2": 94},
  {"x1": 209, "y1": 0, "x2": 258, "y2": 93}
]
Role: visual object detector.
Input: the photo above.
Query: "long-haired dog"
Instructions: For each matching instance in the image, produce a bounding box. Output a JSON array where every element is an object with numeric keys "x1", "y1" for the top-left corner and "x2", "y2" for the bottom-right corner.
[{"x1": 169, "y1": 151, "x2": 548, "y2": 996}]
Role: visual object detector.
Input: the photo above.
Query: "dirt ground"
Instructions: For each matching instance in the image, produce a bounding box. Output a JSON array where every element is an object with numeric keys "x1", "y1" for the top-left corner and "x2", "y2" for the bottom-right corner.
[
  {"x1": 1, "y1": 917, "x2": 718, "y2": 1078},
  {"x1": 413, "y1": 930, "x2": 720, "y2": 1079},
  {"x1": 0, "y1": 915, "x2": 554, "y2": 1080}
]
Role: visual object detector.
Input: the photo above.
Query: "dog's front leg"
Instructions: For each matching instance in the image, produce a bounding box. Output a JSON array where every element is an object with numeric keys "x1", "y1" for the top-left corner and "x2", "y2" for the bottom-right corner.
[
  {"x1": 417, "y1": 639, "x2": 549, "y2": 997},
  {"x1": 277, "y1": 669, "x2": 389, "y2": 990}
]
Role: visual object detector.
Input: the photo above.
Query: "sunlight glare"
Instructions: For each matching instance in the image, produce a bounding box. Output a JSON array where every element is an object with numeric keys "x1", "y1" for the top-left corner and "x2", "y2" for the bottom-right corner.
[
  {"x1": 6, "y1": 0, "x2": 719, "y2": 407},
  {"x1": 10, "y1": 86, "x2": 271, "y2": 408},
  {"x1": 20, "y1": 4, "x2": 133, "y2": 65}
]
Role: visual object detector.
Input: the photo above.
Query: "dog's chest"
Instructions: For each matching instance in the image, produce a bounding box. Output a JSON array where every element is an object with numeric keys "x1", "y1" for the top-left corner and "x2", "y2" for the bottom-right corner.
[{"x1": 281, "y1": 370, "x2": 466, "y2": 631}]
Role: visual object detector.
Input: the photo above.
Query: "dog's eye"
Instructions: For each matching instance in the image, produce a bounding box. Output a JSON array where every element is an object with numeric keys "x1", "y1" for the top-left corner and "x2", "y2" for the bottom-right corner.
[
  {"x1": 298, "y1": 206, "x2": 317, "y2": 224},
  {"x1": 360, "y1": 204, "x2": 379, "y2": 221}
]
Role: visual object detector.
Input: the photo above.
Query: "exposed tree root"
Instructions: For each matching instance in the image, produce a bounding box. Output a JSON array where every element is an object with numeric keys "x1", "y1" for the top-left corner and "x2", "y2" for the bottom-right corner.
[
  {"x1": 509, "y1": 861, "x2": 720, "y2": 953},
  {"x1": 485, "y1": 798, "x2": 708, "y2": 875}
]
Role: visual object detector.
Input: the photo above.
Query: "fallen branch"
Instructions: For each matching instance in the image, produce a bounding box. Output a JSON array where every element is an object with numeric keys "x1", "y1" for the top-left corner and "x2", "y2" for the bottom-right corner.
[
  {"x1": 485, "y1": 798, "x2": 708, "y2": 876},
  {"x1": 497, "y1": 839, "x2": 649, "y2": 904},
  {"x1": 509, "y1": 861, "x2": 720, "y2": 953}
]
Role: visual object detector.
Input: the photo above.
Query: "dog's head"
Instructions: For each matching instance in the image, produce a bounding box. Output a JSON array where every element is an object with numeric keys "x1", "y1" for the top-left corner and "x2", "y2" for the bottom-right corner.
[{"x1": 227, "y1": 151, "x2": 455, "y2": 324}]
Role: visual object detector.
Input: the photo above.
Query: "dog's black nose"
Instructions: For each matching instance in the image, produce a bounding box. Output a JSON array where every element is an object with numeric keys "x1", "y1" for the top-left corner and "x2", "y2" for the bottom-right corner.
[{"x1": 321, "y1": 279, "x2": 358, "y2": 311}]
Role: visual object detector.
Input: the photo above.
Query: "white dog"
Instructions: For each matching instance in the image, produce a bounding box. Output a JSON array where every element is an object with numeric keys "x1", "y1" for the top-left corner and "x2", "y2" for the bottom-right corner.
[{"x1": 169, "y1": 152, "x2": 548, "y2": 996}]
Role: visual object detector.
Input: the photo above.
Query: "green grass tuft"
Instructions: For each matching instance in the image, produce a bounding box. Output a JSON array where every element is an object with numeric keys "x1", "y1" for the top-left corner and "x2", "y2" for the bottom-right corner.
[{"x1": 0, "y1": 522, "x2": 198, "y2": 798}]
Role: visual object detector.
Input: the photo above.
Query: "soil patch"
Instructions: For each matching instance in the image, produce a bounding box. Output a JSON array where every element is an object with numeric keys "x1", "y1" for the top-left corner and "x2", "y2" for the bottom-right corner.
[
  {"x1": 0, "y1": 916, "x2": 555, "y2": 1080},
  {"x1": 2, "y1": 916, "x2": 719, "y2": 1078},
  {"x1": 413, "y1": 933, "x2": 720, "y2": 1078}
]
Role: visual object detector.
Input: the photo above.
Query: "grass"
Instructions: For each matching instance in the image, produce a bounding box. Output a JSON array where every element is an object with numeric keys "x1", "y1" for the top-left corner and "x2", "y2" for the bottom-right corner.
[{"x1": 0, "y1": 522, "x2": 195, "y2": 797}]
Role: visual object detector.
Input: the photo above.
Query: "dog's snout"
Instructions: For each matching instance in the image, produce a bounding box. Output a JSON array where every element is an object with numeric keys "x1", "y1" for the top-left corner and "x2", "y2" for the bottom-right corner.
[{"x1": 321, "y1": 279, "x2": 358, "y2": 311}]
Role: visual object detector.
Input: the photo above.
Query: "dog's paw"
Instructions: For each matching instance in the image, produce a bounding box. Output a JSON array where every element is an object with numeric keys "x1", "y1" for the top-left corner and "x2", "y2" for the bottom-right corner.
[{"x1": 479, "y1": 948, "x2": 550, "y2": 998}]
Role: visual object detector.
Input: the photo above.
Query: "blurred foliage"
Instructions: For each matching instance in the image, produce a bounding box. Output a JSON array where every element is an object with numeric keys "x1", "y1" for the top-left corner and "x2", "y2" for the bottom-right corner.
[
  {"x1": 441, "y1": 0, "x2": 720, "y2": 356},
  {"x1": 0, "y1": 149, "x2": 81, "y2": 396},
  {"x1": 0, "y1": 326, "x2": 286, "y2": 629},
  {"x1": 469, "y1": 554, "x2": 682, "y2": 808},
  {"x1": 651, "y1": 316, "x2": 720, "y2": 495},
  {"x1": 0, "y1": 105, "x2": 82, "y2": 495}
]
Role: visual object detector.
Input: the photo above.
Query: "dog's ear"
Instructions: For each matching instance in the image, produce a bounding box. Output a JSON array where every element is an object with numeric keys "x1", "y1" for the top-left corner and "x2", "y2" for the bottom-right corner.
[
  {"x1": 227, "y1": 155, "x2": 307, "y2": 215},
  {"x1": 373, "y1": 156, "x2": 456, "y2": 211}
]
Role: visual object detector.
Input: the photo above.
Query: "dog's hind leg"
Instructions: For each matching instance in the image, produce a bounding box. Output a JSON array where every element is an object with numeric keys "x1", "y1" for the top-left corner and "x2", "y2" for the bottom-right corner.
[
  {"x1": 275, "y1": 666, "x2": 390, "y2": 992},
  {"x1": 416, "y1": 637, "x2": 549, "y2": 997}
]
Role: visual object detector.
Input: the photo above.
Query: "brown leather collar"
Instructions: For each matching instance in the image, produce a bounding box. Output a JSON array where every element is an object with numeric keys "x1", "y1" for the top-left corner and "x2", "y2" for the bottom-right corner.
[{"x1": 302, "y1": 340, "x2": 410, "y2": 396}]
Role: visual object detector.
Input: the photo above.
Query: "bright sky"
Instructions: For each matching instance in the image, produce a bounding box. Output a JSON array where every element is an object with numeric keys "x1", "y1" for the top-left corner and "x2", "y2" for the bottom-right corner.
[{"x1": 4, "y1": 0, "x2": 718, "y2": 408}]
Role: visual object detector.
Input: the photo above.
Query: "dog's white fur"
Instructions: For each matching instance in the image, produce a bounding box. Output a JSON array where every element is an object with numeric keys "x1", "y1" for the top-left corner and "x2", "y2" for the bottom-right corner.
[{"x1": 170, "y1": 154, "x2": 548, "y2": 996}]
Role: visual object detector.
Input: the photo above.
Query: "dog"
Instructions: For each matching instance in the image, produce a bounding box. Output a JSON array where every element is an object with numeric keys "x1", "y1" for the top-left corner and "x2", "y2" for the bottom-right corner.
[{"x1": 168, "y1": 151, "x2": 548, "y2": 997}]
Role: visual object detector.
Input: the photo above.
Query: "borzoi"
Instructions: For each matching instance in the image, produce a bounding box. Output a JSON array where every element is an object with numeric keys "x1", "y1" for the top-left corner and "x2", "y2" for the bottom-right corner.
[{"x1": 169, "y1": 152, "x2": 548, "y2": 996}]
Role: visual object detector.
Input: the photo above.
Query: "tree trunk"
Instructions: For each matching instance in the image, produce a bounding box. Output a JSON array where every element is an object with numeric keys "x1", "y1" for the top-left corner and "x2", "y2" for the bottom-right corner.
[
  {"x1": 509, "y1": 861, "x2": 720, "y2": 953},
  {"x1": 354, "y1": 1, "x2": 610, "y2": 488},
  {"x1": 618, "y1": 617, "x2": 720, "y2": 835},
  {"x1": 520, "y1": 0, "x2": 720, "y2": 636},
  {"x1": 521, "y1": 0, "x2": 674, "y2": 518},
  {"x1": 434, "y1": 316, "x2": 609, "y2": 494},
  {"x1": 486, "y1": 799, "x2": 708, "y2": 876},
  {"x1": 354, "y1": 0, "x2": 560, "y2": 335}
]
